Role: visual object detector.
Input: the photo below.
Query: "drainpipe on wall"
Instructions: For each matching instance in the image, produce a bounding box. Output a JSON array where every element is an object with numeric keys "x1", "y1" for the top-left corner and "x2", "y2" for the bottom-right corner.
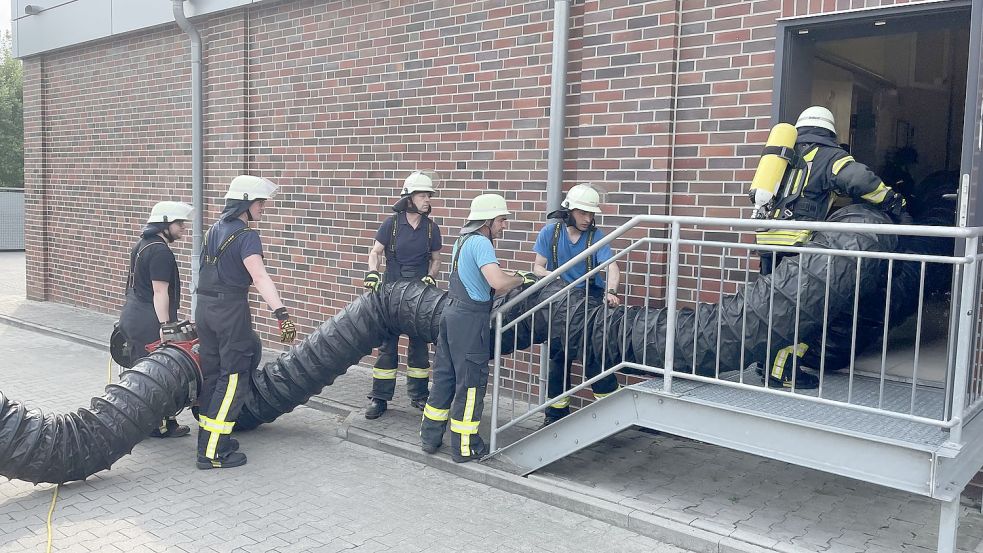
[
  {"x1": 545, "y1": 0, "x2": 570, "y2": 213},
  {"x1": 172, "y1": 0, "x2": 204, "y2": 313}
]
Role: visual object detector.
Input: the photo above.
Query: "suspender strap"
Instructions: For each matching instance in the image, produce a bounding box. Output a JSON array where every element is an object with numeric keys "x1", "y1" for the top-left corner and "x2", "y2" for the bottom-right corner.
[
  {"x1": 203, "y1": 226, "x2": 254, "y2": 265},
  {"x1": 126, "y1": 241, "x2": 166, "y2": 290},
  {"x1": 550, "y1": 222, "x2": 596, "y2": 274},
  {"x1": 389, "y1": 213, "x2": 434, "y2": 262}
]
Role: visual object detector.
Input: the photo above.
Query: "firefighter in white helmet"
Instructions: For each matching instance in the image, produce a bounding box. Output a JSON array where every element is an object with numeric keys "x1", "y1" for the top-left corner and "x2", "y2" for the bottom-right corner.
[
  {"x1": 194, "y1": 175, "x2": 297, "y2": 470},
  {"x1": 362, "y1": 171, "x2": 443, "y2": 420},
  {"x1": 750, "y1": 106, "x2": 908, "y2": 390},
  {"x1": 754, "y1": 106, "x2": 908, "y2": 275},
  {"x1": 533, "y1": 184, "x2": 622, "y2": 428},
  {"x1": 118, "y1": 201, "x2": 194, "y2": 438},
  {"x1": 420, "y1": 194, "x2": 530, "y2": 462}
]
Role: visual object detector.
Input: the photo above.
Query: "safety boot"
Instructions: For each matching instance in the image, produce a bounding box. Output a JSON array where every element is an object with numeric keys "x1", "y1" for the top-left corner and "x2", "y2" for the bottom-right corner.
[
  {"x1": 196, "y1": 451, "x2": 247, "y2": 470},
  {"x1": 753, "y1": 363, "x2": 819, "y2": 390},
  {"x1": 150, "y1": 417, "x2": 191, "y2": 438},
  {"x1": 539, "y1": 407, "x2": 569, "y2": 430},
  {"x1": 421, "y1": 441, "x2": 440, "y2": 454},
  {"x1": 451, "y1": 440, "x2": 488, "y2": 464},
  {"x1": 409, "y1": 395, "x2": 428, "y2": 411},
  {"x1": 364, "y1": 398, "x2": 388, "y2": 419}
]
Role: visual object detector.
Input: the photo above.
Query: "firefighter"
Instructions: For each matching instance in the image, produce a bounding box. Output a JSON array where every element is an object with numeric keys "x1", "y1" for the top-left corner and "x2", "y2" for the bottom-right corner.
[
  {"x1": 532, "y1": 184, "x2": 622, "y2": 429},
  {"x1": 119, "y1": 201, "x2": 194, "y2": 438},
  {"x1": 362, "y1": 171, "x2": 443, "y2": 419},
  {"x1": 194, "y1": 175, "x2": 297, "y2": 470},
  {"x1": 753, "y1": 106, "x2": 908, "y2": 275},
  {"x1": 750, "y1": 106, "x2": 907, "y2": 390},
  {"x1": 420, "y1": 194, "x2": 529, "y2": 462}
]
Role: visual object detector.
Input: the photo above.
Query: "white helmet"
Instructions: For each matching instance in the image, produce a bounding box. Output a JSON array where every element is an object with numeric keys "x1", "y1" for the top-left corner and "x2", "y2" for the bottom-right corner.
[
  {"x1": 147, "y1": 201, "x2": 194, "y2": 224},
  {"x1": 795, "y1": 106, "x2": 836, "y2": 134},
  {"x1": 401, "y1": 171, "x2": 437, "y2": 196},
  {"x1": 224, "y1": 175, "x2": 278, "y2": 201},
  {"x1": 461, "y1": 194, "x2": 510, "y2": 234},
  {"x1": 561, "y1": 184, "x2": 602, "y2": 213}
]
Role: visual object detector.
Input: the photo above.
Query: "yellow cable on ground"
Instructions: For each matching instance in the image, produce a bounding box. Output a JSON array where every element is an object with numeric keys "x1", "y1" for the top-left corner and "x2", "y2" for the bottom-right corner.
[
  {"x1": 45, "y1": 484, "x2": 59, "y2": 553},
  {"x1": 108, "y1": 355, "x2": 113, "y2": 384}
]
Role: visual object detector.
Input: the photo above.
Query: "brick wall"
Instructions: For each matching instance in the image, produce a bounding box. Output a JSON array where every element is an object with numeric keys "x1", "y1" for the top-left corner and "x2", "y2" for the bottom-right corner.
[{"x1": 22, "y1": 0, "x2": 941, "y2": 340}]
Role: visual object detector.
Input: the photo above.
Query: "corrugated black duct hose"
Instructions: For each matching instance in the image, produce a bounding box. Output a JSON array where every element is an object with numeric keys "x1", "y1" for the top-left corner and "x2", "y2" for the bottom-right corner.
[
  {"x1": 0, "y1": 346, "x2": 199, "y2": 484},
  {"x1": 0, "y1": 204, "x2": 914, "y2": 484}
]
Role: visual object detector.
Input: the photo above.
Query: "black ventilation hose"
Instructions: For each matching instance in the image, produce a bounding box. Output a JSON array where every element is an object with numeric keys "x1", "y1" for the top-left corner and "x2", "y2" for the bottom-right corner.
[
  {"x1": 0, "y1": 204, "x2": 918, "y2": 483},
  {"x1": 0, "y1": 346, "x2": 199, "y2": 484}
]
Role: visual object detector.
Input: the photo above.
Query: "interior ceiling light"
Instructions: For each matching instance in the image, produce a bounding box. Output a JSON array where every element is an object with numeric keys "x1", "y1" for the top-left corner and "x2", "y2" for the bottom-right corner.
[
  {"x1": 874, "y1": 20, "x2": 887, "y2": 26},
  {"x1": 798, "y1": 29, "x2": 810, "y2": 35}
]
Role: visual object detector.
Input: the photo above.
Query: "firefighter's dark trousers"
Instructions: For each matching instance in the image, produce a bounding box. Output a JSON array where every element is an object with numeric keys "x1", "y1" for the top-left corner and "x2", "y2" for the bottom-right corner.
[
  {"x1": 544, "y1": 348, "x2": 621, "y2": 419},
  {"x1": 420, "y1": 298, "x2": 490, "y2": 459},
  {"x1": 194, "y1": 294, "x2": 261, "y2": 462},
  {"x1": 369, "y1": 333, "x2": 430, "y2": 402}
]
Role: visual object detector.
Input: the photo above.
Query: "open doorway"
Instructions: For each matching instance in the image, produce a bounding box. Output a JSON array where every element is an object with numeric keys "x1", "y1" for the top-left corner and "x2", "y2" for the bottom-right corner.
[
  {"x1": 778, "y1": 3, "x2": 971, "y2": 219},
  {"x1": 775, "y1": 3, "x2": 973, "y2": 384}
]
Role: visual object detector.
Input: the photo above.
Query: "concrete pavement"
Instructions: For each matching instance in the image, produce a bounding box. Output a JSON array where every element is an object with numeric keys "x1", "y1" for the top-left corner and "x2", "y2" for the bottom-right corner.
[
  {"x1": 3, "y1": 251, "x2": 983, "y2": 553},
  {"x1": 0, "y1": 323, "x2": 690, "y2": 553}
]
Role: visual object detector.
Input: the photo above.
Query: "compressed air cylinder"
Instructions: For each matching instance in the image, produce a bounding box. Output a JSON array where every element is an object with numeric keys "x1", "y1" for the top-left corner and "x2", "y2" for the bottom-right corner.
[{"x1": 749, "y1": 123, "x2": 798, "y2": 206}]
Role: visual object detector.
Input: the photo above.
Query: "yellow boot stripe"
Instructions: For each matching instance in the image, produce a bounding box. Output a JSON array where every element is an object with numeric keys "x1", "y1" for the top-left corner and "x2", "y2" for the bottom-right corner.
[
  {"x1": 206, "y1": 374, "x2": 239, "y2": 459},
  {"x1": 406, "y1": 366, "x2": 430, "y2": 379},
  {"x1": 423, "y1": 404, "x2": 449, "y2": 421},
  {"x1": 770, "y1": 343, "x2": 809, "y2": 380},
  {"x1": 372, "y1": 367, "x2": 398, "y2": 380},
  {"x1": 550, "y1": 397, "x2": 571, "y2": 409},
  {"x1": 460, "y1": 387, "x2": 477, "y2": 456},
  {"x1": 593, "y1": 385, "x2": 621, "y2": 400}
]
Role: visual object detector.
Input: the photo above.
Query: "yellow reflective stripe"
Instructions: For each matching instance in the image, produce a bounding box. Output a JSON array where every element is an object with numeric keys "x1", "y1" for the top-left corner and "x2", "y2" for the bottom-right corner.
[
  {"x1": 460, "y1": 387, "x2": 477, "y2": 456},
  {"x1": 206, "y1": 374, "x2": 239, "y2": 459},
  {"x1": 755, "y1": 229, "x2": 812, "y2": 246},
  {"x1": 198, "y1": 415, "x2": 234, "y2": 434},
  {"x1": 550, "y1": 397, "x2": 571, "y2": 409},
  {"x1": 860, "y1": 182, "x2": 890, "y2": 204},
  {"x1": 593, "y1": 386, "x2": 621, "y2": 400},
  {"x1": 423, "y1": 404, "x2": 449, "y2": 421},
  {"x1": 770, "y1": 343, "x2": 808, "y2": 380},
  {"x1": 831, "y1": 155, "x2": 854, "y2": 175},
  {"x1": 450, "y1": 418, "x2": 480, "y2": 434},
  {"x1": 372, "y1": 367, "x2": 398, "y2": 380},
  {"x1": 406, "y1": 366, "x2": 430, "y2": 379}
]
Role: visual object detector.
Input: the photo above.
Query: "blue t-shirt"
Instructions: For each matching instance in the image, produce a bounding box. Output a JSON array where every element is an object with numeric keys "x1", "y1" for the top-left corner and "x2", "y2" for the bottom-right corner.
[
  {"x1": 204, "y1": 218, "x2": 264, "y2": 288},
  {"x1": 533, "y1": 222, "x2": 612, "y2": 289},
  {"x1": 451, "y1": 234, "x2": 498, "y2": 302}
]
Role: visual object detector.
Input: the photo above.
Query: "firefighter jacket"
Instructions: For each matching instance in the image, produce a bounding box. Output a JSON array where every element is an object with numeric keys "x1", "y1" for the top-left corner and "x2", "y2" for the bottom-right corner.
[{"x1": 756, "y1": 129, "x2": 905, "y2": 247}]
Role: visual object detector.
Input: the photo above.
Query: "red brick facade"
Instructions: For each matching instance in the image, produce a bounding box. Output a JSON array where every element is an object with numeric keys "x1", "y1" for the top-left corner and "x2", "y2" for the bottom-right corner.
[{"x1": 23, "y1": 0, "x2": 930, "y2": 340}]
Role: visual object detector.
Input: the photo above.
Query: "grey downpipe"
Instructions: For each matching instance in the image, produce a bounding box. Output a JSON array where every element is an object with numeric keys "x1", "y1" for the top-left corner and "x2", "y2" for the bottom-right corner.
[
  {"x1": 545, "y1": 0, "x2": 570, "y2": 213},
  {"x1": 172, "y1": 0, "x2": 204, "y2": 312}
]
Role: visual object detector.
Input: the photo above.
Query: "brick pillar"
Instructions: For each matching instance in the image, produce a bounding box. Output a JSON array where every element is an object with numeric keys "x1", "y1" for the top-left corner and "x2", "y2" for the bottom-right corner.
[{"x1": 22, "y1": 57, "x2": 47, "y2": 301}]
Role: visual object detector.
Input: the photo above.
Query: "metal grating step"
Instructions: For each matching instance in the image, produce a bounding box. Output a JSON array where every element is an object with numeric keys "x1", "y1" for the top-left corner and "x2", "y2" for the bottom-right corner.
[{"x1": 632, "y1": 371, "x2": 949, "y2": 449}]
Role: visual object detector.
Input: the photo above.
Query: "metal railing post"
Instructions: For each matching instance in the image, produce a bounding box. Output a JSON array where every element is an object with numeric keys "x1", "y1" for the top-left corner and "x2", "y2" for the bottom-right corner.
[
  {"x1": 490, "y1": 311, "x2": 505, "y2": 453},
  {"x1": 948, "y1": 235, "x2": 980, "y2": 444},
  {"x1": 663, "y1": 221, "x2": 681, "y2": 392}
]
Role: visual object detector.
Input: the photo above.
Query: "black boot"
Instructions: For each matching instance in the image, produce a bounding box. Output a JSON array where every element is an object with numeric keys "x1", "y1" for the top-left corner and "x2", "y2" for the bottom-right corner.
[
  {"x1": 452, "y1": 438, "x2": 488, "y2": 464},
  {"x1": 409, "y1": 395, "x2": 428, "y2": 411},
  {"x1": 365, "y1": 398, "x2": 388, "y2": 419},
  {"x1": 150, "y1": 417, "x2": 191, "y2": 438},
  {"x1": 754, "y1": 363, "x2": 819, "y2": 390},
  {"x1": 539, "y1": 407, "x2": 570, "y2": 430},
  {"x1": 197, "y1": 451, "x2": 247, "y2": 470}
]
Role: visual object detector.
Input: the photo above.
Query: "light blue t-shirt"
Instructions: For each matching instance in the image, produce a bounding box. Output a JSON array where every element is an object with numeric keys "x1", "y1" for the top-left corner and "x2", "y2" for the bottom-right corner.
[
  {"x1": 451, "y1": 234, "x2": 498, "y2": 302},
  {"x1": 533, "y1": 222, "x2": 612, "y2": 289}
]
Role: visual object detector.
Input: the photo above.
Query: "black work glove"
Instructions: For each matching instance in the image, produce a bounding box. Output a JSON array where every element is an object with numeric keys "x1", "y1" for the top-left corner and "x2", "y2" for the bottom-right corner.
[
  {"x1": 884, "y1": 194, "x2": 911, "y2": 225},
  {"x1": 363, "y1": 270, "x2": 382, "y2": 293},
  {"x1": 421, "y1": 275, "x2": 437, "y2": 287},
  {"x1": 160, "y1": 321, "x2": 182, "y2": 342},
  {"x1": 274, "y1": 307, "x2": 297, "y2": 343}
]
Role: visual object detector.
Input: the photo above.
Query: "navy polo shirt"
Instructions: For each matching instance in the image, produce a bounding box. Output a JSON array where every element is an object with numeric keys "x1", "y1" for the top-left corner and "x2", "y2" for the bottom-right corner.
[
  {"x1": 375, "y1": 213, "x2": 442, "y2": 277},
  {"x1": 203, "y1": 218, "x2": 264, "y2": 288}
]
